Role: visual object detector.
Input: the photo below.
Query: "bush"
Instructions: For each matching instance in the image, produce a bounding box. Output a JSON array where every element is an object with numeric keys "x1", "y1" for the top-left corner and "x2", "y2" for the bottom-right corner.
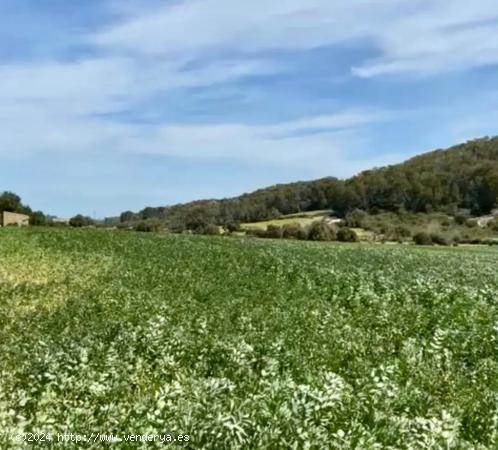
[
  {"x1": 265, "y1": 225, "x2": 284, "y2": 239},
  {"x1": 282, "y1": 223, "x2": 305, "y2": 240},
  {"x1": 455, "y1": 213, "x2": 470, "y2": 225},
  {"x1": 29, "y1": 211, "x2": 47, "y2": 226},
  {"x1": 202, "y1": 224, "x2": 221, "y2": 236},
  {"x1": 393, "y1": 225, "x2": 411, "y2": 240},
  {"x1": 247, "y1": 226, "x2": 284, "y2": 239},
  {"x1": 460, "y1": 238, "x2": 483, "y2": 245},
  {"x1": 134, "y1": 220, "x2": 161, "y2": 232},
  {"x1": 46, "y1": 220, "x2": 69, "y2": 228},
  {"x1": 413, "y1": 232, "x2": 433, "y2": 245},
  {"x1": 246, "y1": 228, "x2": 267, "y2": 238},
  {"x1": 337, "y1": 227, "x2": 358, "y2": 242},
  {"x1": 297, "y1": 227, "x2": 309, "y2": 241},
  {"x1": 430, "y1": 232, "x2": 450, "y2": 246},
  {"x1": 69, "y1": 214, "x2": 94, "y2": 228},
  {"x1": 369, "y1": 206, "x2": 382, "y2": 215},
  {"x1": 225, "y1": 222, "x2": 240, "y2": 233},
  {"x1": 345, "y1": 209, "x2": 368, "y2": 228},
  {"x1": 441, "y1": 218, "x2": 451, "y2": 227},
  {"x1": 307, "y1": 222, "x2": 335, "y2": 241},
  {"x1": 465, "y1": 219, "x2": 478, "y2": 228},
  {"x1": 487, "y1": 218, "x2": 498, "y2": 231}
]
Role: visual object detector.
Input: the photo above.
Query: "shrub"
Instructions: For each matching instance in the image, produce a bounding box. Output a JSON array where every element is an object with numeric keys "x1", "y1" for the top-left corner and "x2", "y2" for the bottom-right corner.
[
  {"x1": 225, "y1": 222, "x2": 241, "y2": 233},
  {"x1": 282, "y1": 223, "x2": 305, "y2": 240},
  {"x1": 29, "y1": 211, "x2": 47, "y2": 226},
  {"x1": 296, "y1": 227, "x2": 309, "y2": 241},
  {"x1": 134, "y1": 220, "x2": 161, "y2": 232},
  {"x1": 369, "y1": 206, "x2": 383, "y2": 215},
  {"x1": 246, "y1": 228, "x2": 267, "y2": 238},
  {"x1": 345, "y1": 209, "x2": 368, "y2": 228},
  {"x1": 265, "y1": 225, "x2": 284, "y2": 239},
  {"x1": 487, "y1": 218, "x2": 498, "y2": 231},
  {"x1": 454, "y1": 214, "x2": 469, "y2": 225},
  {"x1": 69, "y1": 214, "x2": 94, "y2": 228},
  {"x1": 202, "y1": 224, "x2": 221, "y2": 236},
  {"x1": 307, "y1": 222, "x2": 335, "y2": 241},
  {"x1": 393, "y1": 225, "x2": 412, "y2": 240},
  {"x1": 413, "y1": 232, "x2": 433, "y2": 245},
  {"x1": 460, "y1": 238, "x2": 483, "y2": 245},
  {"x1": 465, "y1": 219, "x2": 478, "y2": 228},
  {"x1": 430, "y1": 232, "x2": 451, "y2": 246},
  {"x1": 337, "y1": 227, "x2": 358, "y2": 242}
]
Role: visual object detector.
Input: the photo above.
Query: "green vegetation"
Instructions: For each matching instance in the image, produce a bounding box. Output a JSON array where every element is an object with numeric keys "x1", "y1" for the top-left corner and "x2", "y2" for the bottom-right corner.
[
  {"x1": 118, "y1": 137, "x2": 498, "y2": 232},
  {"x1": 68, "y1": 214, "x2": 95, "y2": 228},
  {"x1": 0, "y1": 191, "x2": 47, "y2": 226},
  {"x1": 1, "y1": 228, "x2": 498, "y2": 449},
  {"x1": 345, "y1": 210, "x2": 498, "y2": 245},
  {"x1": 242, "y1": 215, "x2": 322, "y2": 231}
]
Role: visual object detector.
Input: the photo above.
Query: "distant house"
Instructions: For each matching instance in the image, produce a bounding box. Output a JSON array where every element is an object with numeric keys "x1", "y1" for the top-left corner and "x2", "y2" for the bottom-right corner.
[{"x1": 1, "y1": 211, "x2": 30, "y2": 227}]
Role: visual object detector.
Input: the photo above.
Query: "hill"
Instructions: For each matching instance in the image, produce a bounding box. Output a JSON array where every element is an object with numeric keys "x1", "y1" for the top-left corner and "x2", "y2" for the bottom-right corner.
[{"x1": 119, "y1": 136, "x2": 498, "y2": 231}]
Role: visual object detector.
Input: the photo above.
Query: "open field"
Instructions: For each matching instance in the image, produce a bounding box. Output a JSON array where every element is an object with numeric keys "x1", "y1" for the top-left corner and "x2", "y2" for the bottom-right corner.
[
  {"x1": 241, "y1": 216, "x2": 322, "y2": 231},
  {"x1": 1, "y1": 228, "x2": 498, "y2": 449},
  {"x1": 240, "y1": 210, "x2": 334, "y2": 231},
  {"x1": 280, "y1": 210, "x2": 333, "y2": 219}
]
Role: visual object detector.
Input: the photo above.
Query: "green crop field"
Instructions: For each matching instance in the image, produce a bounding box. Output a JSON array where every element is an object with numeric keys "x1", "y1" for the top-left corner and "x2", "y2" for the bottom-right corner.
[{"x1": 1, "y1": 228, "x2": 497, "y2": 449}]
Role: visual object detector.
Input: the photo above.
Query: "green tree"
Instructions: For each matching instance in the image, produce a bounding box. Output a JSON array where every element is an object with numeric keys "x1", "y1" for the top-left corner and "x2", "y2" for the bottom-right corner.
[
  {"x1": 120, "y1": 211, "x2": 135, "y2": 223},
  {"x1": 308, "y1": 222, "x2": 335, "y2": 241},
  {"x1": 69, "y1": 215, "x2": 94, "y2": 228},
  {"x1": 29, "y1": 211, "x2": 47, "y2": 226},
  {"x1": 337, "y1": 227, "x2": 358, "y2": 242}
]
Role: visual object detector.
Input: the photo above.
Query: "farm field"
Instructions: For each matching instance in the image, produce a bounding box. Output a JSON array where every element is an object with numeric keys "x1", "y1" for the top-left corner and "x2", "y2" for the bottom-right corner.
[
  {"x1": 240, "y1": 209, "x2": 334, "y2": 231},
  {"x1": 1, "y1": 228, "x2": 498, "y2": 449}
]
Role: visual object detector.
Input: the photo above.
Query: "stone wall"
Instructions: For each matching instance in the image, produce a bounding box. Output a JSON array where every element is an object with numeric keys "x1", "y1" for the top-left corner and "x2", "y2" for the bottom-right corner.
[{"x1": 1, "y1": 211, "x2": 30, "y2": 226}]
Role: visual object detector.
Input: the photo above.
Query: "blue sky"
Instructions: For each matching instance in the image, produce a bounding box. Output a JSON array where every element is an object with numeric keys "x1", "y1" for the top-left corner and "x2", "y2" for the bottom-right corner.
[{"x1": 1, "y1": 0, "x2": 498, "y2": 218}]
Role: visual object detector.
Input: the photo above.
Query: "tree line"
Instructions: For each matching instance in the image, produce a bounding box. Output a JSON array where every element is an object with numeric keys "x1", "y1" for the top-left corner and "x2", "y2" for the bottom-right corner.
[
  {"x1": 119, "y1": 137, "x2": 498, "y2": 230},
  {"x1": 0, "y1": 192, "x2": 47, "y2": 225},
  {"x1": 3, "y1": 136, "x2": 497, "y2": 231},
  {"x1": 0, "y1": 192, "x2": 95, "y2": 227}
]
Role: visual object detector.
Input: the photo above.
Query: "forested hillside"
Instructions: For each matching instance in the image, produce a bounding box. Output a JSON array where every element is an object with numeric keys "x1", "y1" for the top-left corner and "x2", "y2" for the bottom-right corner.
[{"x1": 120, "y1": 137, "x2": 498, "y2": 231}]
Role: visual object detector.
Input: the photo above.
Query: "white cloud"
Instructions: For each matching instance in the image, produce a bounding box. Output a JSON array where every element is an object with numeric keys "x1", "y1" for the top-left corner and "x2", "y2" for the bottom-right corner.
[
  {"x1": 139, "y1": 116, "x2": 406, "y2": 177},
  {"x1": 132, "y1": 110, "x2": 387, "y2": 165},
  {"x1": 92, "y1": 0, "x2": 384, "y2": 55},
  {"x1": 353, "y1": 1, "x2": 498, "y2": 77},
  {"x1": 0, "y1": 56, "x2": 278, "y2": 118},
  {"x1": 266, "y1": 111, "x2": 392, "y2": 137},
  {"x1": 0, "y1": 94, "x2": 392, "y2": 177},
  {"x1": 93, "y1": 0, "x2": 498, "y2": 77},
  {"x1": 0, "y1": 59, "x2": 134, "y2": 116},
  {"x1": 1, "y1": 0, "x2": 496, "y2": 186}
]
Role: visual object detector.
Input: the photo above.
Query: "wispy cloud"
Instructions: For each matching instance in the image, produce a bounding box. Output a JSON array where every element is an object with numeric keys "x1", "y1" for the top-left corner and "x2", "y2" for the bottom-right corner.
[
  {"x1": 129, "y1": 109, "x2": 391, "y2": 167},
  {"x1": 93, "y1": 0, "x2": 498, "y2": 77},
  {"x1": 353, "y1": 1, "x2": 498, "y2": 77},
  {"x1": 0, "y1": 99, "x2": 390, "y2": 173}
]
